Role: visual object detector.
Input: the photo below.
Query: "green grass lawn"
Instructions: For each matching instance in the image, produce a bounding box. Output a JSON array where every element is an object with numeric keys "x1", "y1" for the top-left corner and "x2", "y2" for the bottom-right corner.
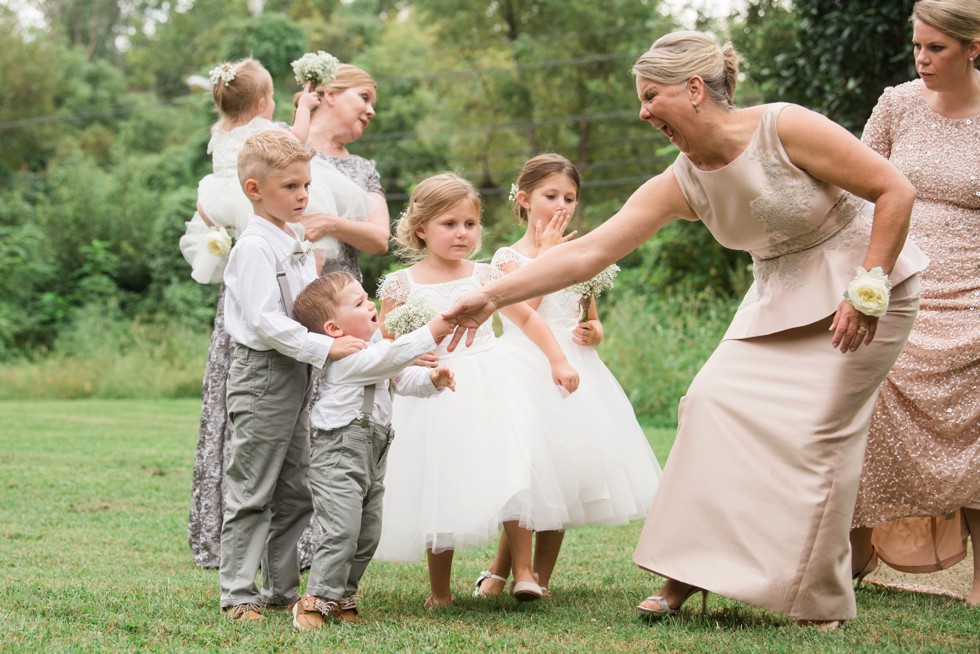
[{"x1": 0, "y1": 400, "x2": 975, "y2": 652}]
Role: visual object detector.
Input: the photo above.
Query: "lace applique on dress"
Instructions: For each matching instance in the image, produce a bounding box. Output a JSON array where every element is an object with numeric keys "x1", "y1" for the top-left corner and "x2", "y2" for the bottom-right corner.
[
  {"x1": 378, "y1": 269, "x2": 411, "y2": 304},
  {"x1": 491, "y1": 247, "x2": 524, "y2": 270},
  {"x1": 476, "y1": 262, "x2": 503, "y2": 286}
]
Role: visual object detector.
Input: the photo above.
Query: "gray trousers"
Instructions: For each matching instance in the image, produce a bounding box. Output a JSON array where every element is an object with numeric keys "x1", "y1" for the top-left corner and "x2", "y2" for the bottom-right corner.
[
  {"x1": 306, "y1": 419, "x2": 394, "y2": 600},
  {"x1": 219, "y1": 345, "x2": 314, "y2": 608}
]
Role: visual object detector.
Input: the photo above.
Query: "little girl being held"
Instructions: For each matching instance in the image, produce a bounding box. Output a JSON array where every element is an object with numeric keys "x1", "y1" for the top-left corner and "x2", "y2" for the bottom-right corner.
[
  {"x1": 180, "y1": 57, "x2": 320, "y2": 284},
  {"x1": 473, "y1": 154, "x2": 663, "y2": 598},
  {"x1": 373, "y1": 172, "x2": 579, "y2": 607}
]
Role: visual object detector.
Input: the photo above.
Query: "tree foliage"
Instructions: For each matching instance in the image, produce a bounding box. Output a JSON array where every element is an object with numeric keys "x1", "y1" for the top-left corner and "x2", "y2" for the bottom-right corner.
[
  {"x1": 758, "y1": 0, "x2": 915, "y2": 131},
  {"x1": 0, "y1": 0, "x2": 921, "y2": 361}
]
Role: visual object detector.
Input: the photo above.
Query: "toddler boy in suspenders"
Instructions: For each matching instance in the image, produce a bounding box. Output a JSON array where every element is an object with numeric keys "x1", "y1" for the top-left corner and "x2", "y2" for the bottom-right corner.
[
  {"x1": 290, "y1": 272, "x2": 456, "y2": 629},
  {"x1": 218, "y1": 131, "x2": 365, "y2": 620}
]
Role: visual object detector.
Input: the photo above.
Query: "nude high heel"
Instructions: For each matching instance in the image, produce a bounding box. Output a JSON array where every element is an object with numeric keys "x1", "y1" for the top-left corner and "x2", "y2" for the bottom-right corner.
[
  {"x1": 853, "y1": 549, "x2": 879, "y2": 589},
  {"x1": 636, "y1": 586, "x2": 708, "y2": 619}
]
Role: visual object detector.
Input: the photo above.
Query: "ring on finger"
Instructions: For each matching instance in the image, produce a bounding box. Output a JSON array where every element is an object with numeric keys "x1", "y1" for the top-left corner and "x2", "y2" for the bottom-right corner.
[{"x1": 857, "y1": 325, "x2": 868, "y2": 334}]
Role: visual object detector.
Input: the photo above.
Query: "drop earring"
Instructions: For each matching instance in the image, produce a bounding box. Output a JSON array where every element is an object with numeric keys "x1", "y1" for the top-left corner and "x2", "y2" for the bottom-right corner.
[{"x1": 692, "y1": 101, "x2": 700, "y2": 113}]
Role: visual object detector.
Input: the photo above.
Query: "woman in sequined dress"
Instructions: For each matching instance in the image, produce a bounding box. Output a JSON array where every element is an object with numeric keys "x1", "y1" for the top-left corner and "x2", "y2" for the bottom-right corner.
[
  {"x1": 850, "y1": 0, "x2": 980, "y2": 605},
  {"x1": 187, "y1": 62, "x2": 388, "y2": 569},
  {"x1": 445, "y1": 31, "x2": 927, "y2": 628}
]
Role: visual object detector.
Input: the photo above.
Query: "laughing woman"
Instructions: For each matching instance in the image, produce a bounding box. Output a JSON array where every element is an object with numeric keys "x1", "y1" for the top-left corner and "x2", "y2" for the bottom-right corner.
[{"x1": 443, "y1": 31, "x2": 928, "y2": 629}]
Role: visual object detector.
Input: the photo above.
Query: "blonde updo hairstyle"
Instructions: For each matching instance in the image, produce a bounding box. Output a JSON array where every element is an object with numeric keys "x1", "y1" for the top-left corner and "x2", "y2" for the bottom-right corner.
[
  {"x1": 911, "y1": 0, "x2": 980, "y2": 69},
  {"x1": 394, "y1": 172, "x2": 482, "y2": 263},
  {"x1": 511, "y1": 153, "x2": 581, "y2": 224},
  {"x1": 211, "y1": 58, "x2": 272, "y2": 131},
  {"x1": 632, "y1": 31, "x2": 740, "y2": 110},
  {"x1": 294, "y1": 63, "x2": 378, "y2": 110}
]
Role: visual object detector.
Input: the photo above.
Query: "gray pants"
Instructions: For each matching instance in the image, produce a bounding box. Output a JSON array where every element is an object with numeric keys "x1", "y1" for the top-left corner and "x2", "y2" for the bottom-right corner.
[
  {"x1": 306, "y1": 420, "x2": 393, "y2": 600},
  {"x1": 219, "y1": 345, "x2": 314, "y2": 608}
]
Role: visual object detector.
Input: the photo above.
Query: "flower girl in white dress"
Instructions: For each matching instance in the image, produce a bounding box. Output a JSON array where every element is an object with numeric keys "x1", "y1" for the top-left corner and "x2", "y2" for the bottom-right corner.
[
  {"x1": 374, "y1": 172, "x2": 580, "y2": 607},
  {"x1": 473, "y1": 154, "x2": 662, "y2": 598}
]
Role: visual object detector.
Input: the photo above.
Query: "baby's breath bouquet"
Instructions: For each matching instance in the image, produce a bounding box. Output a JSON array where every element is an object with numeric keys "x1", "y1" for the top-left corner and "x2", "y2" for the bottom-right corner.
[
  {"x1": 291, "y1": 50, "x2": 340, "y2": 87},
  {"x1": 567, "y1": 264, "x2": 620, "y2": 322},
  {"x1": 384, "y1": 298, "x2": 436, "y2": 338}
]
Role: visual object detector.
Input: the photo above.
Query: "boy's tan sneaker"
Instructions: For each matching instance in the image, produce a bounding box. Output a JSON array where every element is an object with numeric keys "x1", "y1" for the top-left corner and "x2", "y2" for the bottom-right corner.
[
  {"x1": 221, "y1": 603, "x2": 263, "y2": 621},
  {"x1": 292, "y1": 595, "x2": 340, "y2": 631}
]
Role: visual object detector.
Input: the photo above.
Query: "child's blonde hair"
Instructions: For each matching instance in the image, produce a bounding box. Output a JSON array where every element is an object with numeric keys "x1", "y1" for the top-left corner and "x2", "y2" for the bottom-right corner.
[
  {"x1": 210, "y1": 58, "x2": 273, "y2": 131},
  {"x1": 510, "y1": 153, "x2": 581, "y2": 224},
  {"x1": 237, "y1": 130, "x2": 314, "y2": 186},
  {"x1": 394, "y1": 172, "x2": 482, "y2": 262},
  {"x1": 293, "y1": 271, "x2": 358, "y2": 335},
  {"x1": 293, "y1": 63, "x2": 378, "y2": 110}
]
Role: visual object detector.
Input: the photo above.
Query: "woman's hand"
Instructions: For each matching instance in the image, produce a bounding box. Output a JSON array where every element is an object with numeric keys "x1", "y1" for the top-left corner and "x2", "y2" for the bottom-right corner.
[
  {"x1": 412, "y1": 351, "x2": 439, "y2": 368},
  {"x1": 572, "y1": 319, "x2": 603, "y2": 347},
  {"x1": 830, "y1": 299, "x2": 878, "y2": 353},
  {"x1": 443, "y1": 291, "x2": 498, "y2": 350},
  {"x1": 300, "y1": 212, "x2": 339, "y2": 242},
  {"x1": 551, "y1": 361, "x2": 580, "y2": 395},
  {"x1": 534, "y1": 208, "x2": 577, "y2": 253}
]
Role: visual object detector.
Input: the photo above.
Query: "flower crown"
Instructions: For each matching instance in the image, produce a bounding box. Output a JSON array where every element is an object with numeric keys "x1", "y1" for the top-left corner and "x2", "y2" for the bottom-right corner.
[
  {"x1": 209, "y1": 63, "x2": 236, "y2": 87},
  {"x1": 291, "y1": 51, "x2": 340, "y2": 88}
]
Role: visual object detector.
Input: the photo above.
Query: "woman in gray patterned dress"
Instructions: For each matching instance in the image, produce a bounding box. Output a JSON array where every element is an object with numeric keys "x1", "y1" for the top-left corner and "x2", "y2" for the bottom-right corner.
[{"x1": 187, "y1": 62, "x2": 388, "y2": 569}]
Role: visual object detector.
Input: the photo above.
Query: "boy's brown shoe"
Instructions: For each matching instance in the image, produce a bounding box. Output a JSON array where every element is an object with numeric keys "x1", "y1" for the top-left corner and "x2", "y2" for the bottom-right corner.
[
  {"x1": 339, "y1": 595, "x2": 360, "y2": 623},
  {"x1": 292, "y1": 595, "x2": 340, "y2": 631},
  {"x1": 221, "y1": 603, "x2": 263, "y2": 621}
]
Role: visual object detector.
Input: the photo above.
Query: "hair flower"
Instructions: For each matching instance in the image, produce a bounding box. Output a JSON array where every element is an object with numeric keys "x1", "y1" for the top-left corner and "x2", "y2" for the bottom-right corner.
[
  {"x1": 208, "y1": 64, "x2": 236, "y2": 87},
  {"x1": 507, "y1": 183, "x2": 520, "y2": 203},
  {"x1": 291, "y1": 51, "x2": 340, "y2": 88}
]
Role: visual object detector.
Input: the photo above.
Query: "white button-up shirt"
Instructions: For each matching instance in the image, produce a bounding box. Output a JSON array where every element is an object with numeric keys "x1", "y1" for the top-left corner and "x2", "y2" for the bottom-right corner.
[
  {"x1": 223, "y1": 216, "x2": 333, "y2": 367},
  {"x1": 310, "y1": 328, "x2": 444, "y2": 431}
]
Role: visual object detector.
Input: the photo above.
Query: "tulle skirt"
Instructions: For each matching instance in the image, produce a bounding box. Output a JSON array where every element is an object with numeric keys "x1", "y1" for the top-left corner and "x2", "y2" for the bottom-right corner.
[
  {"x1": 375, "y1": 341, "x2": 570, "y2": 562},
  {"x1": 496, "y1": 329, "x2": 662, "y2": 527}
]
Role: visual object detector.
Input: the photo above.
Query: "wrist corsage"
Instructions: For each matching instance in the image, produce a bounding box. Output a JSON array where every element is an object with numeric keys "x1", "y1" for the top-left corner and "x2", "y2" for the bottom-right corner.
[{"x1": 843, "y1": 266, "x2": 891, "y2": 317}]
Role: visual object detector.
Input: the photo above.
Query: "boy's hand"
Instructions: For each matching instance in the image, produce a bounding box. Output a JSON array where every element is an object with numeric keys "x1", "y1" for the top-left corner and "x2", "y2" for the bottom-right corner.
[
  {"x1": 430, "y1": 366, "x2": 455, "y2": 391},
  {"x1": 572, "y1": 320, "x2": 603, "y2": 347},
  {"x1": 412, "y1": 351, "x2": 439, "y2": 368},
  {"x1": 327, "y1": 335, "x2": 367, "y2": 361},
  {"x1": 296, "y1": 81, "x2": 321, "y2": 111},
  {"x1": 551, "y1": 361, "x2": 579, "y2": 395},
  {"x1": 428, "y1": 315, "x2": 456, "y2": 344}
]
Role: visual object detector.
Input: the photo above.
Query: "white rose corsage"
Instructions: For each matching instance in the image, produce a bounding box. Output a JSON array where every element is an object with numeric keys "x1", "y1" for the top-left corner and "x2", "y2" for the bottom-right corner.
[
  {"x1": 567, "y1": 264, "x2": 620, "y2": 323},
  {"x1": 204, "y1": 226, "x2": 233, "y2": 257},
  {"x1": 843, "y1": 266, "x2": 891, "y2": 317},
  {"x1": 384, "y1": 298, "x2": 436, "y2": 338},
  {"x1": 291, "y1": 51, "x2": 340, "y2": 88}
]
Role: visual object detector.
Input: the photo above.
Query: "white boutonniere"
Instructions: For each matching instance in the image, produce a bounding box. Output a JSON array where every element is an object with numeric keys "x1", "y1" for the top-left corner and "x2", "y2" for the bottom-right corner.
[
  {"x1": 844, "y1": 266, "x2": 891, "y2": 317},
  {"x1": 302, "y1": 240, "x2": 314, "y2": 257}
]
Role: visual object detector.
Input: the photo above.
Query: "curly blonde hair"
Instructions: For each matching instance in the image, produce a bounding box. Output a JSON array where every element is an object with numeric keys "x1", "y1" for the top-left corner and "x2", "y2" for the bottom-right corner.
[{"x1": 393, "y1": 172, "x2": 482, "y2": 262}]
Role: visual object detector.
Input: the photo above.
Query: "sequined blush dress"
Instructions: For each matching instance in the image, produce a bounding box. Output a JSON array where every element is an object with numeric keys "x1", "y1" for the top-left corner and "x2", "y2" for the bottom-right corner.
[{"x1": 851, "y1": 80, "x2": 980, "y2": 571}]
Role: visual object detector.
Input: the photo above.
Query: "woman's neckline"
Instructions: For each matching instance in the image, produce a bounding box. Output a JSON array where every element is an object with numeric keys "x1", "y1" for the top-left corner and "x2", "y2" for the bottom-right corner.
[
  {"x1": 914, "y1": 78, "x2": 980, "y2": 122},
  {"x1": 684, "y1": 105, "x2": 772, "y2": 174}
]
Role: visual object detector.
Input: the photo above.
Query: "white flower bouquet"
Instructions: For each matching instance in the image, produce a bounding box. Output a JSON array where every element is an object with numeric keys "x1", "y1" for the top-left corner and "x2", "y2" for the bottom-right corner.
[
  {"x1": 291, "y1": 50, "x2": 340, "y2": 87},
  {"x1": 844, "y1": 266, "x2": 891, "y2": 317},
  {"x1": 567, "y1": 264, "x2": 620, "y2": 322},
  {"x1": 384, "y1": 298, "x2": 436, "y2": 338}
]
